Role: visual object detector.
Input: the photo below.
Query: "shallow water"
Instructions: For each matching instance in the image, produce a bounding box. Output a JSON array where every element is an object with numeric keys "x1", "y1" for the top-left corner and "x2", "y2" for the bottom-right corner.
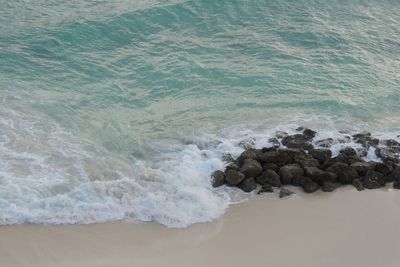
[{"x1": 0, "y1": 0, "x2": 399, "y2": 227}]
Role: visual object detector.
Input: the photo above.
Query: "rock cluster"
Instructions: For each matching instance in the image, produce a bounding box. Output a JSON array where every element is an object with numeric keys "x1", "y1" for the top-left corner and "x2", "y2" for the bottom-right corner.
[{"x1": 212, "y1": 129, "x2": 400, "y2": 195}]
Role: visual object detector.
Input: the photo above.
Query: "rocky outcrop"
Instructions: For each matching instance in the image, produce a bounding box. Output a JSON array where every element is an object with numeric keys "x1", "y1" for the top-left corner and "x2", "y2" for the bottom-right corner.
[{"x1": 211, "y1": 128, "x2": 400, "y2": 197}]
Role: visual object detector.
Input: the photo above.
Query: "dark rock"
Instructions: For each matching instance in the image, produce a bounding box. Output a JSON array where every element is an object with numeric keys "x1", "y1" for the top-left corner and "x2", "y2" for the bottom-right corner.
[
  {"x1": 238, "y1": 177, "x2": 257, "y2": 192},
  {"x1": 275, "y1": 131, "x2": 288, "y2": 139},
  {"x1": 302, "y1": 180, "x2": 320, "y2": 193},
  {"x1": 294, "y1": 154, "x2": 320, "y2": 168},
  {"x1": 326, "y1": 162, "x2": 359, "y2": 184},
  {"x1": 304, "y1": 167, "x2": 336, "y2": 184},
  {"x1": 375, "y1": 148, "x2": 399, "y2": 163},
  {"x1": 292, "y1": 176, "x2": 308, "y2": 186},
  {"x1": 309, "y1": 149, "x2": 332, "y2": 164},
  {"x1": 374, "y1": 162, "x2": 394, "y2": 176},
  {"x1": 225, "y1": 169, "x2": 246, "y2": 186},
  {"x1": 386, "y1": 167, "x2": 400, "y2": 183},
  {"x1": 382, "y1": 139, "x2": 400, "y2": 148},
  {"x1": 262, "y1": 163, "x2": 279, "y2": 172},
  {"x1": 256, "y1": 170, "x2": 281, "y2": 187},
  {"x1": 279, "y1": 164, "x2": 304, "y2": 184},
  {"x1": 275, "y1": 149, "x2": 302, "y2": 166},
  {"x1": 322, "y1": 182, "x2": 337, "y2": 192},
  {"x1": 237, "y1": 149, "x2": 257, "y2": 165},
  {"x1": 340, "y1": 147, "x2": 358, "y2": 157},
  {"x1": 281, "y1": 134, "x2": 313, "y2": 150},
  {"x1": 240, "y1": 159, "x2": 263, "y2": 178},
  {"x1": 339, "y1": 147, "x2": 363, "y2": 164},
  {"x1": 316, "y1": 138, "x2": 334, "y2": 148},
  {"x1": 257, "y1": 183, "x2": 274, "y2": 194},
  {"x1": 352, "y1": 179, "x2": 365, "y2": 191},
  {"x1": 362, "y1": 170, "x2": 385, "y2": 189},
  {"x1": 296, "y1": 126, "x2": 306, "y2": 131},
  {"x1": 303, "y1": 128, "x2": 317, "y2": 140},
  {"x1": 322, "y1": 154, "x2": 347, "y2": 169},
  {"x1": 352, "y1": 132, "x2": 371, "y2": 139},
  {"x1": 350, "y1": 162, "x2": 376, "y2": 176},
  {"x1": 393, "y1": 180, "x2": 400, "y2": 190},
  {"x1": 261, "y1": 146, "x2": 278, "y2": 153},
  {"x1": 268, "y1": 138, "x2": 281, "y2": 148},
  {"x1": 258, "y1": 151, "x2": 280, "y2": 164},
  {"x1": 226, "y1": 162, "x2": 239, "y2": 171},
  {"x1": 212, "y1": 170, "x2": 225, "y2": 187},
  {"x1": 279, "y1": 188, "x2": 294, "y2": 198}
]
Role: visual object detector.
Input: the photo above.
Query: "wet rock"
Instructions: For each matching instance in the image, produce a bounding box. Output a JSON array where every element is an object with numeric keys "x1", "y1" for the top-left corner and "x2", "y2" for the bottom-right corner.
[
  {"x1": 256, "y1": 170, "x2": 281, "y2": 187},
  {"x1": 275, "y1": 149, "x2": 302, "y2": 166},
  {"x1": 222, "y1": 153, "x2": 235, "y2": 162},
  {"x1": 238, "y1": 138, "x2": 255, "y2": 149},
  {"x1": 258, "y1": 151, "x2": 280, "y2": 164},
  {"x1": 374, "y1": 162, "x2": 394, "y2": 176},
  {"x1": 257, "y1": 183, "x2": 274, "y2": 194},
  {"x1": 309, "y1": 149, "x2": 332, "y2": 164},
  {"x1": 240, "y1": 159, "x2": 263, "y2": 178},
  {"x1": 304, "y1": 167, "x2": 336, "y2": 185},
  {"x1": 326, "y1": 162, "x2": 359, "y2": 184},
  {"x1": 292, "y1": 176, "x2": 308, "y2": 187},
  {"x1": 316, "y1": 138, "x2": 334, "y2": 148},
  {"x1": 281, "y1": 134, "x2": 313, "y2": 151},
  {"x1": 262, "y1": 163, "x2": 279, "y2": 172},
  {"x1": 362, "y1": 170, "x2": 385, "y2": 189},
  {"x1": 279, "y1": 188, "x2": 294, "y2": 198},
  {"x1": 225, "y1": 169, "x2": 246, "y2": 186},
  {"x1": 393, "y1": 180, "x2": 400, "y2": 190},
  {"x1": 268, "y1": 138, "x2": 280, "y2": 148},
  {"x1": 261, "y1": 146, "x2": 278, "y2": 153},
  {"x1": 322, "y1": 182, "x2": 337, "y2": 192},
  {"x1": 212, "y1": 170, "x2": 225, "y2": 187},
  {"x1": 302, "y1": 179, "x2": 320, "y2": 193},
  {"x1": 386, "y1": 166, "x2": 400, "y2": 183},
  {"x1": 339, "y1": 147, "x2": 363, "y2": 164},
  {"x1": 376, "y1": 148, "x2": 399, "y2": 163},
  {"x1": 280, "y1": 164, "x2": 304, "y2": 184},
  {"x1": 294, "y1": 154, "x2": 320, "y2": 168},
  {"x1": 275, "y1": 131, "x2": 288, "y2": 139},
  {"x1": 352, "y1": 179, "x2": 365, "y2": 191},
  {"x1": 303, "y1": 128, "x2": 317, "y2": 140},
  {"x1": 382, "y1": 139, "x2": 400, "y2": 148},
  {"x1": 350, "y1": 162, "x2": 376, "y2": 176},
  {"x1": 238, "y1": 177, "x2": 257, "y2": 192},
  {"x1": 352, "y1": 132, "x2": 371, "y2": 139},
  {"x1": 237, "y1": 149, "x2": 257, "y2": 165},
  {"x1": 226, "y1": 162, "x2": 239, "y2": 171}
]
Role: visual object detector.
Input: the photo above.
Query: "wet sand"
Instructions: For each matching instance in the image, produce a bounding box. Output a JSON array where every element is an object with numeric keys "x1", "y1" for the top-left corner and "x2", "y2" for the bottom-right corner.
[{"x1": 1, "y1": 186, "x2": 400, "y2": 267}]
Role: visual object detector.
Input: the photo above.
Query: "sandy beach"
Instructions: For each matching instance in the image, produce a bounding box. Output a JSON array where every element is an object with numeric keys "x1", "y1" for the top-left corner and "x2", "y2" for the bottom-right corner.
[{"x1": 1, "y1": 186, "x2": 400, "y2": 267}]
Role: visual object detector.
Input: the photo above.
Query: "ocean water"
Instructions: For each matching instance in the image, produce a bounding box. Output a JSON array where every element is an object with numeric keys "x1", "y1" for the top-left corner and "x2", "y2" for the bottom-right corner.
[{"x1": 0, "y1": 0, "x2": 399, "y2": 228}]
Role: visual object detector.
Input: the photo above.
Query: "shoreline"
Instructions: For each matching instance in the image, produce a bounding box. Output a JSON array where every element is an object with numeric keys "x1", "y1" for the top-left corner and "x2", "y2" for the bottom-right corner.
[{"x1": 1, "y1": 186, "x2": 400, "y2": 267}]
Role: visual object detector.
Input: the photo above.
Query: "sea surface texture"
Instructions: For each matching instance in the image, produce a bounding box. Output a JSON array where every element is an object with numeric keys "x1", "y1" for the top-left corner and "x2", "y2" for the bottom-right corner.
[{"x1": 0, "y1": 0, "x2": 399, "y2": 227}]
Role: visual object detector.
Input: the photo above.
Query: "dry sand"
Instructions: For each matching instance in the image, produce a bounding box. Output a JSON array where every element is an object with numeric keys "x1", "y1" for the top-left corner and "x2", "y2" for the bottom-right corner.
[{"x1": 1, "y1": 186, "x2": 400, "y2": 267}]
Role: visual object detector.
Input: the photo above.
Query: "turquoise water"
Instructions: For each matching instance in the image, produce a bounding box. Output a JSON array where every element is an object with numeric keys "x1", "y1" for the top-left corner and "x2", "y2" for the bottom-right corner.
[{"x1": 0, "y1": 0, "x2": 399, "y2": 227}]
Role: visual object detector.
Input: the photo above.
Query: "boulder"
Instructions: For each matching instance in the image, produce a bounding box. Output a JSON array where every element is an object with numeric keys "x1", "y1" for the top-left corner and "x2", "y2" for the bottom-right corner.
[
  {"x1": 257, "y1": 184, "x2": 274, "y2": 194},
  {"x1": 226, "y1": 162, "x2": 239, "y2": 171},
  {"x1": 393, "y1": 180, "x2": 400, "y2": 190},
  {"x1": 350, "y1": 161, "x2": 376, "y2": 176},
  {"x1": 262, "y1": 163, "x2": 279, "y2": 172},
  {"x1": 302, "y1": 179, "x2": 320, "y2": 193},
  {"x1": 225, "y1": 169, "x2": 246, "y2": 186},
  {"x1": 238, "y1": 177, "x2": 257, "y2": 192},
  {"x1": 279, "y1": 164, "x2": 304, "y2": 184},
  {"x1": 237, "y1": 149, "x2": 257, "y2": 165},
  {"x1": 304, "y1": 167, "x2": 337, "y2": 185},
  {"x1": 322, "y1": 182, "x2": 337, "y2": 192},
  {"x1": 275, "y1": 149, "x2": 302, "y2": 166},
  {"x1": 240, "y1": 159, "x2": 263, "y2": 178},
  {"x1": 255, "y1": 170, "x2": 281, "y2": 187},
  {"x1": 352, "y1": 179, "x2": 365, "y2": 191},
  {"x1": 316, "y1": 138, "x2": 334, "y2": 148},
  {"x1": 362, "y1": 170, "x2": 385, "y2": 189},
  {"x1": 282, "y1": 134, "x2": 313, "y2": 150},
  {"x1": 279, "y1": 188, "x2": 294, "y2": 198},
  {"x1": 212, "y1": 170, "x2": 225, "y2": 187},
  {"x1": 374, "y1": 162, "x2": 394, "y2": 176},
  {"x1": 294, "y1": 154, "x2": 320, "y2": 168},
  {"x1": 385, "y1": 166, "x2": 400, "y2": 183},
  {"x1": 292, "y1": 176, "x2": 308, "y2": 187},
  {"x1": 303, "y1": 128, "x2": 317, "y2": 140},
  {"x1": 326, "y1": 162, "x2": 359, "y2": 184},
  {"x1": 309, "y1": 149, "x2": 332, "y2": 164},
  {"x1": 375, "y1": 148, "x2": 399, "y2": 163},
  {"x1": 256, "y1": 150, "x2": 279, "y2": 164}
]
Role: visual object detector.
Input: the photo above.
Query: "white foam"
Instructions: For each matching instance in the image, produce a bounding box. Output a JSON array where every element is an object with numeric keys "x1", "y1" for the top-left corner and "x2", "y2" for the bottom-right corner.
[{"x1": 0, "y1": 109, "x2": 399, "y2": 228}]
